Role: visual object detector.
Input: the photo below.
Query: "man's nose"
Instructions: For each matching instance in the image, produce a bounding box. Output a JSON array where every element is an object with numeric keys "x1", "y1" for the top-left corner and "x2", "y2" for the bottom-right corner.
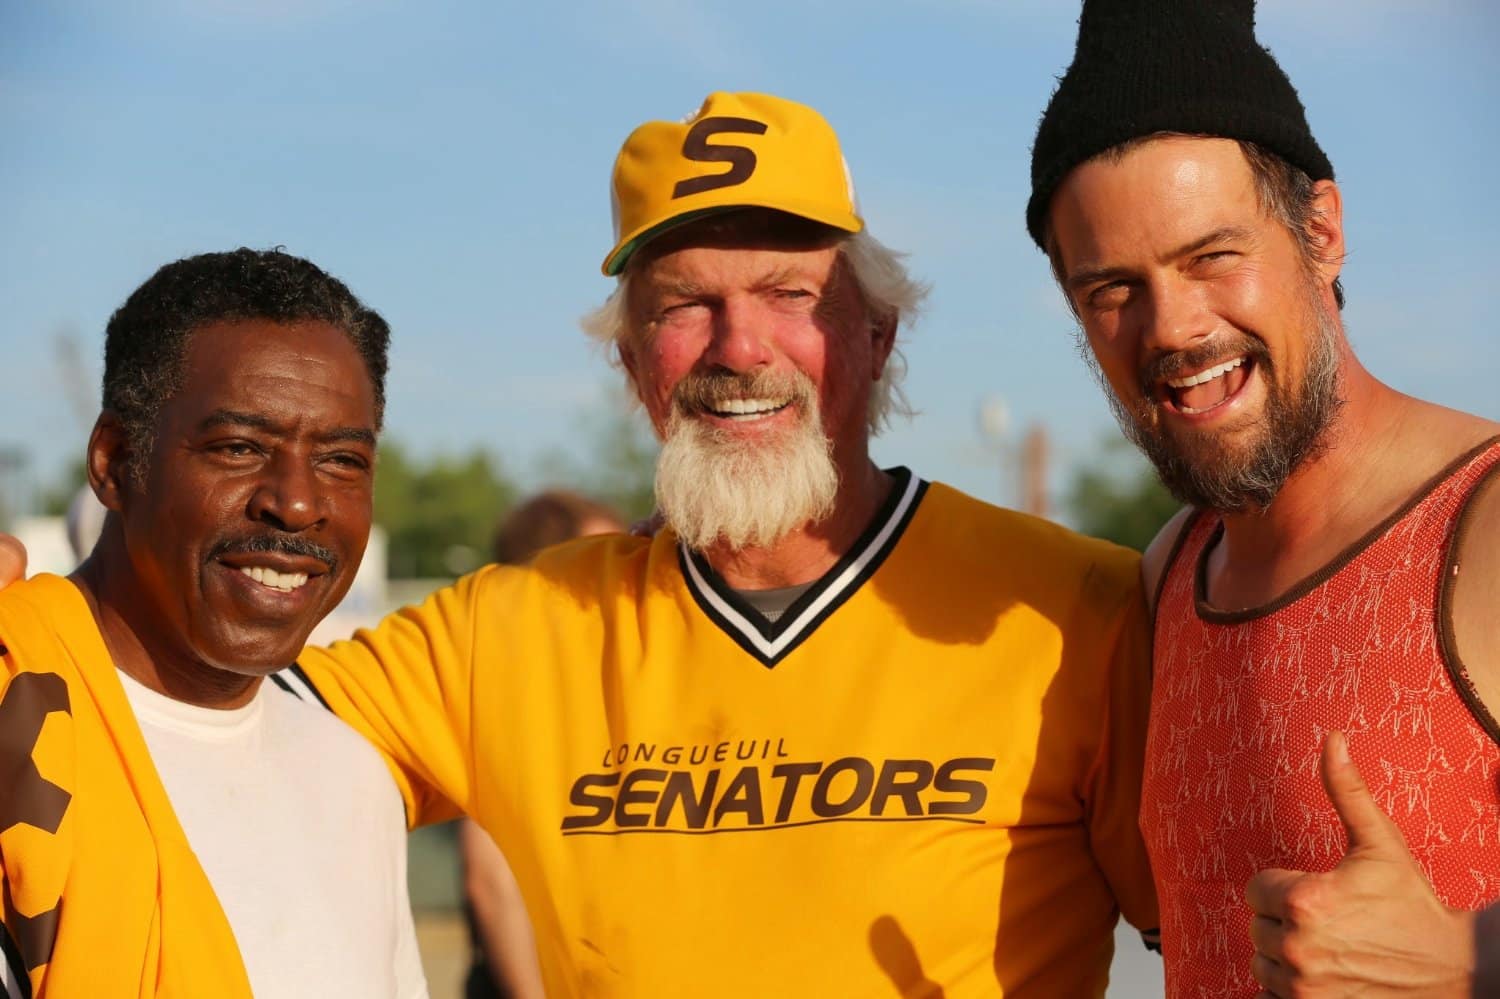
[
  {"x1": 1138, "y1": 279, "x2": 1217, "y2": 357},
  {"x1": 703, "y1": 298, "x2": 775, "y2": 373},
  {"x1": 246, "y1": 454, "x2": 324, "y2": 533}
]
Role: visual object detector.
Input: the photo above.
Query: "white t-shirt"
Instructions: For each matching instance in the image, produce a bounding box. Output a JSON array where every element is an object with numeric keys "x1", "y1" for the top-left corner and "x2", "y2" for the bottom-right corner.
[{"x1": 119, "y1": 668, "x2": 427, "y2": 999}]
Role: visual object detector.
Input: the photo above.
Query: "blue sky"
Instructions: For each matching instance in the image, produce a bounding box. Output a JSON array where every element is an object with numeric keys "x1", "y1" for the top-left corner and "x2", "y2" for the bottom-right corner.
[{"x1": 3, "y1": 0, "x2": 1497, "y2": 516}]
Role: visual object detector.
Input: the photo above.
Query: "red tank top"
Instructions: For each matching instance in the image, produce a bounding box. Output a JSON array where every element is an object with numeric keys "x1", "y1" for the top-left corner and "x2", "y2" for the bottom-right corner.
[{"x1": 1141, "y1": 438, "x2": 1500, "y2": 998}]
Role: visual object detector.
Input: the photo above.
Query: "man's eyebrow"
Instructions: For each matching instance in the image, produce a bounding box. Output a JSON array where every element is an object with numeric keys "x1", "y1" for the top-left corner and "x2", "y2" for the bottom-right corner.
[
  {"x1": 196, "y1": 409, "x2": 375, "y2": 446},
  {"x1": 1164, "y1": 224, "x2": 1256, "y2": 261},
  {"x1": 198, "y1": 409, "x2": 277, "y2": 433},
  {"x1": 320, "y1": 427, "x2": 377, "y2": 447},
  {"x1": 1065, "y1": 263, "x2": 1133, "y2": 294},
  {"x1": 755, "y1": 265, "x2": 825, "y2": 293},
  {"x1": 654, "y1": 276, "x2": 704, "y2": 298},
  {"x1": 1065, "y1": 225, "x2": 1258, "y2": 292}
]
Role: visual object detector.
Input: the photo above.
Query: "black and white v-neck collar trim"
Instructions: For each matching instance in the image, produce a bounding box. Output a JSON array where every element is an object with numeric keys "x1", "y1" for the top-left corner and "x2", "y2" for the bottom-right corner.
[{"x1": 679, "y1": 467, "x2": 929, "y2": 668}]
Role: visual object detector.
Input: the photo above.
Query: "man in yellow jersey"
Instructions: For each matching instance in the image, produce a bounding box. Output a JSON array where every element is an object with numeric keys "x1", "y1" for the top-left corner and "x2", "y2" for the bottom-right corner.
[
  {"x1": 1, "y1": 96, "x2": 1156, "y2": 995},
  {"x1": 1026, "y1": 1, "x2": 1500, "y2": 995},
  {"x1": 268, "y1": 92, "x2": 1155, "y2": 997},
  {"x1": 0, "y1": 249, "x2": 424, "y2": 998}
]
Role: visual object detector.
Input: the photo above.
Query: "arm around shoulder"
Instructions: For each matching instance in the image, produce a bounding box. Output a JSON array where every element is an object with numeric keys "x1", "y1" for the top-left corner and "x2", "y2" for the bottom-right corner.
[
  {"x1": 1083, "y1": 558, "x2": 1159, "y2": 935},
  {"x1": 1443, "y1": 466, "x2": 1500, "y2": 743},
  {"x1": 295, "y1": 566, "x2": 503, "y2": 825}
]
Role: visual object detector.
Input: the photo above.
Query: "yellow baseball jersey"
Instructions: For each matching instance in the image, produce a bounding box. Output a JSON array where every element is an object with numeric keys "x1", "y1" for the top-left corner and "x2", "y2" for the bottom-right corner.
[
  {"x1": 299, "y1": 470, "x2": 1157, "y2": 997},
  {"x1": 0, "y1": 574, "x2": 251, "y2": 999}
]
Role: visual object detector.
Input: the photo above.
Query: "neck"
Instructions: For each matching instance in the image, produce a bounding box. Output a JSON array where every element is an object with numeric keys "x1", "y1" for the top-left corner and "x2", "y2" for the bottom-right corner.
[
  {"x1": 700, "y1": 461, "x2": 894, "y2": 590},
  {"x1": 72, "y1": 527, "x2": 261, "y2": 709}
]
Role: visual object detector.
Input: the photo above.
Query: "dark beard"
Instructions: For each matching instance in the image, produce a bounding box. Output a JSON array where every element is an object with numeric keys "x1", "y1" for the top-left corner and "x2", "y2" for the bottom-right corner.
[{"x1": 1099, "y1": 303, "x2": 1344, "y2": 514}]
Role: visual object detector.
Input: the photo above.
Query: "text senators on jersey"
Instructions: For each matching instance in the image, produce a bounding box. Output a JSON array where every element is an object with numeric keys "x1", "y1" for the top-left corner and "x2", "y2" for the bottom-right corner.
[{"x1": 561, "y1": 738, "x2": 996, "y2": 834}]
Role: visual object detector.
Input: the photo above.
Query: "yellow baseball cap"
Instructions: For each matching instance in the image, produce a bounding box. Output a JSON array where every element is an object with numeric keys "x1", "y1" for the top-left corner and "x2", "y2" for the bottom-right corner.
[{"x1": 602, "y1": 91, "x2": 864, "y2": 276}]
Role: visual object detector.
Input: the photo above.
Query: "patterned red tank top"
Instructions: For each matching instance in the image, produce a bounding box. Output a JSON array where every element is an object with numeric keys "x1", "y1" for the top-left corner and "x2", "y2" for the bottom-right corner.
[{"x1": 1141, "y1": 438, "x2": 1500, "y2": 998}]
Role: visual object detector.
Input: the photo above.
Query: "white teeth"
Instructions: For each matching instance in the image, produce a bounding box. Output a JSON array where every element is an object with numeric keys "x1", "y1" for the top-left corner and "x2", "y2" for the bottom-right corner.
[
  {"x1": 1166, "y1": 356, "x2": 1246, "y2": 389},
  {"x1": 239, "y1": 565, "x2": 310, "y2": 592},
  {"x1": 713, "y1": 397, "x2": 789, "y2": 417}
]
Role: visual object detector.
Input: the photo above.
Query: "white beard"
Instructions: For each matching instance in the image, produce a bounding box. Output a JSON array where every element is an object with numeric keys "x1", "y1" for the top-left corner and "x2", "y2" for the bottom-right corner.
[{"x1": 655, "y1": 401, "x2": 840, "y2": 552}]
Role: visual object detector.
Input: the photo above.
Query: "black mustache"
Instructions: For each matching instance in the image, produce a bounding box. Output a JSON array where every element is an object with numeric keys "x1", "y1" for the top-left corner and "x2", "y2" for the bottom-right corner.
[{"x1": 209, "y1": 533, "x2": 337, "y2": 573}]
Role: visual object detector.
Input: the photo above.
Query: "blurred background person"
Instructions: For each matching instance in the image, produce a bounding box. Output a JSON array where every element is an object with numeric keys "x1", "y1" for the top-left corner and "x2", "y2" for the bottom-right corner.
[{"x1": 461, "y1": 490, "x2": 625, "y2": 999}]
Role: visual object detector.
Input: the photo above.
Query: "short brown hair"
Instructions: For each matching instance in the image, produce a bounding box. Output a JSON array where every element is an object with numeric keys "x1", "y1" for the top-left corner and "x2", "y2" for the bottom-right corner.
[{"x1": 491, "y1": 490, "x2": 624, "y2": 565}]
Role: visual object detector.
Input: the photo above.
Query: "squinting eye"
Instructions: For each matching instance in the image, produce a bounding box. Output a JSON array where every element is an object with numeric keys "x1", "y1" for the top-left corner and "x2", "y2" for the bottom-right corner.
[{"x1": 1088, "y1": 283, "x2": 1130, "y2": 310}]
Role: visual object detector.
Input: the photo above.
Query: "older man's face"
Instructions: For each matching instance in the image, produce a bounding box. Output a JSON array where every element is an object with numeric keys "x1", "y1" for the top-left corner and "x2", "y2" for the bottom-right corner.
[
  {"x1": 1048, "y1": 137, "x2": 1343, "y2": 511},
  {"x1": 619, "y1": 225, "x2": 890, "y2": 549}
]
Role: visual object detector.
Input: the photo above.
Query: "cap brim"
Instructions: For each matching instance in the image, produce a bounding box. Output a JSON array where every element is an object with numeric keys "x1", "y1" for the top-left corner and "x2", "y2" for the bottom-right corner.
[{"x1": 602, "y1": 201, "x2": 863, "y2": 276}]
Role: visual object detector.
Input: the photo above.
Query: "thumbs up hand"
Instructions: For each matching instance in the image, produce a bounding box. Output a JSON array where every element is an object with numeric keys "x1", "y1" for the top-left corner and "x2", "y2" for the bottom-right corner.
[{"x1": 1244, "y1": 732, "x2": 1476, "y2": 997}]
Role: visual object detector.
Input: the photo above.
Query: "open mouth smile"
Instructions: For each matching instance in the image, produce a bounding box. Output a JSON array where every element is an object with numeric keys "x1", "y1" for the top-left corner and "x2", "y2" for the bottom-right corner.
[{"x1": 1159, "y1": 355, "x2": 1255, "y2": 416}]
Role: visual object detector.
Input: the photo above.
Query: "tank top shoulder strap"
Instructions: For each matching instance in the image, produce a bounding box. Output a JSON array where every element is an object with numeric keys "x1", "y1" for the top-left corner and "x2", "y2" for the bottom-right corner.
[{"x1": 1153, "y1": 509, "x2": 1218, "y2": 624}]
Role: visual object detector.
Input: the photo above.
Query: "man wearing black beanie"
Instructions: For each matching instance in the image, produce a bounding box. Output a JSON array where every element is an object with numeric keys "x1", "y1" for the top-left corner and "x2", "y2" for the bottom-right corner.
[{"x1": 1029, "y1": 1, "x2": 1500, "y2": 997}]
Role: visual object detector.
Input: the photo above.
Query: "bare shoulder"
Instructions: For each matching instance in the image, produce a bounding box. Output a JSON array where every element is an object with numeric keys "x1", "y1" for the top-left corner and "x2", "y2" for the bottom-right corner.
[
  {"x1": 1444, "y1": 450, "x2": 1500, "y2": 741},
  {"x1": 1141, "y1": 506, "x2": 1195, "y2": 616},
  {"x1": 1402, "y1": 400, "x2": 1500, "y2": 467}
]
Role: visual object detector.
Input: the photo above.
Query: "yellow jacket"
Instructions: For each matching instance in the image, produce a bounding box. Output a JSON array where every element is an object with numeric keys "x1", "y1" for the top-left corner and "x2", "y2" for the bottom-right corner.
[{"x1": 0, "y1": 574, "x2": 251, "y2": 998}]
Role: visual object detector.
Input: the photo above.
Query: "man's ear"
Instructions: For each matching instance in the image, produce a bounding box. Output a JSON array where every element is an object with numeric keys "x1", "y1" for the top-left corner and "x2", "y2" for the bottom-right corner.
[
  {"x1": 1306, "y1": 179, "x2": 1346, "y2": 287},
  {"x1": 87, "y1": 412, "x2": 132, "y2": 513}
]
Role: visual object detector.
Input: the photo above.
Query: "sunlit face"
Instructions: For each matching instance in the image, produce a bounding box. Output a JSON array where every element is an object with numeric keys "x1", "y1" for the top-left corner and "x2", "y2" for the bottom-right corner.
[
  {"x1": 1048, "y1": 136, "x2": 1344, "y2": 511},
  {"x1": 114, "y1": 319, "x2": 376, "y2": 674},
  {"x1": 622, "y1": 236, "x2": 883, "y2": 456},
  {"x1": 618, "y1": 221, "x2": 892, "y2": 548}
]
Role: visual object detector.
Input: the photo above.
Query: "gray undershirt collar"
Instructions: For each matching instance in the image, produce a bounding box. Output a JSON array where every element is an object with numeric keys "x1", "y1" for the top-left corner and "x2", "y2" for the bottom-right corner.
[{"x1": 733, "y1": 581, "x2": 816, "y2": 623}]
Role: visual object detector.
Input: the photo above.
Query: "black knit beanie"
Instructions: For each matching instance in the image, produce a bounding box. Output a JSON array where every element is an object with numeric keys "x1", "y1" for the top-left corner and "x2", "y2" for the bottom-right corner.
[{"x1": 1026, "y1": 0, "x2": 1333, "y2": 249}]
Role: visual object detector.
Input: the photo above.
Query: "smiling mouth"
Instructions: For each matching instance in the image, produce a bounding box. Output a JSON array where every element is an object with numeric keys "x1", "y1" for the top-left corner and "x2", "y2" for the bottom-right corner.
[
  {"x1": 705, "y1": 396, "x2": 794, "y2": 422},
  {"x1": 1160, "y1": 355, "x2": 1253, "y2": 415},
  {"x1": 237, "y1": 565, "x2": 311, "y2": 593}
]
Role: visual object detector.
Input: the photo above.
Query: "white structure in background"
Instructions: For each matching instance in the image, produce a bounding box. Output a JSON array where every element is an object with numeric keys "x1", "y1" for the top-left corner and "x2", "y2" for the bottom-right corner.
[
  {"x1": 976, "y1": 395, "x2": 1051, "y2": 519},
  {"x1": 308, "y1": 528, "x2": 388, "y2": 644},
  {"x1": 10, "y1": 516, "x2": 75, "y2": 578}
]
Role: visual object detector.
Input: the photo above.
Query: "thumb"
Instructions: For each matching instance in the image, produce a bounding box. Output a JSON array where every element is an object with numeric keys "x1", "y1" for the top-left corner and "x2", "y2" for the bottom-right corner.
[
  {"x1": 0, "y1": 534, "x2": 26, "y2": 586},
  {"x1": 1320, "y1": 730, "x2": 1402, "y2": 855}
]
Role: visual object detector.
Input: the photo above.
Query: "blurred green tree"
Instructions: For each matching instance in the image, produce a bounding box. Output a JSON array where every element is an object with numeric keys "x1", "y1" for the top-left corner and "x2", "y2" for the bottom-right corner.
[
  {"x1": 375, "y1": 442, "x2": 518, "y2": 578},
  {"x1": 1066, "y1": 436, "x2": 1181, "y2": 552},
  {"x1": 535, "y1": 393, "x2": 659, "y2": 522},
  {"x1": 40, "y1": 460, "x2": 88, "y2": 516}
]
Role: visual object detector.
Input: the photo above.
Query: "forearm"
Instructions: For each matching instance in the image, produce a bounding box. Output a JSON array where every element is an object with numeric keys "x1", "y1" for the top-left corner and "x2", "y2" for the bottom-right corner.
[{"x1": 460, "y1": 821, "x2": 544, "y2": 999}]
